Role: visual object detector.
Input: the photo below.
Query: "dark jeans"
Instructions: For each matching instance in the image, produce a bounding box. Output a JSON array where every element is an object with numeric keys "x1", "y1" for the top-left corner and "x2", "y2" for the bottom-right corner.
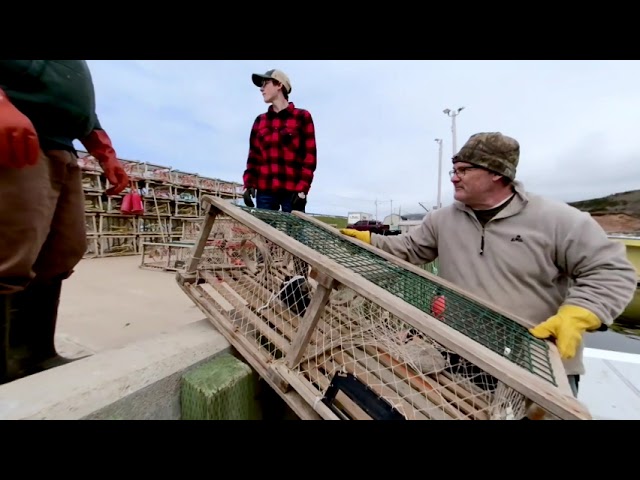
[
  {"x1": 256, "y1": 190, "x2": 308, "y2": 278},
  {"x1": 256, "y1": 191, "x2": 304, "y2": 213}
]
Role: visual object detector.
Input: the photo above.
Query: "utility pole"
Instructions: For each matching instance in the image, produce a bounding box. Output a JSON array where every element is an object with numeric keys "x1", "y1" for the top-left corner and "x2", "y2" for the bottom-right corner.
[
  {"x1": 443, "y1": 106, "x2": 465, "y2": 156},
  {"x1": 375, "y1": 199, "x2": 392, "y2": 221},
  {"x1": 434, "y1": 138, "x2": 443, "y2": 209}
]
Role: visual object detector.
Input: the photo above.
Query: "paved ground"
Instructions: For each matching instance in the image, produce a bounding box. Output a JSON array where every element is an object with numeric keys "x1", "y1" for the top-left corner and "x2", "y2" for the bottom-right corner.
[{"x1": 56, "y1": 255, "x2": 205, "y2": 358}]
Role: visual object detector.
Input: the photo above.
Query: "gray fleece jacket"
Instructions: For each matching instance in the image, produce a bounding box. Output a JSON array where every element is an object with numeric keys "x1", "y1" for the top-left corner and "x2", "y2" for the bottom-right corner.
[{"x1": 371, "y1": 181, "x2": 637, "y2": 375}]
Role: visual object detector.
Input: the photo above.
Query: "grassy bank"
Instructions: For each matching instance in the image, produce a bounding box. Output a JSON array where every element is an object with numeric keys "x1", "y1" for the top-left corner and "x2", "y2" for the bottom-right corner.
[{"x1": 314, "y1": 216, "x2": 348, "y2": 229}]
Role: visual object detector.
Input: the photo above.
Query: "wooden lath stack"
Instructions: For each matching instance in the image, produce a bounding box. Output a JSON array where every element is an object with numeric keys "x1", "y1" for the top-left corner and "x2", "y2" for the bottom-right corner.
[{"x1": 176, "y1": 195, "x2": 593, "y2": 421}]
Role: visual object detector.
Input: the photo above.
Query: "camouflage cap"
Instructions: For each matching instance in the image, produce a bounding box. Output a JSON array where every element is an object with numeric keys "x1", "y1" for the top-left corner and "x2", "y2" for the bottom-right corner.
[{"x1": 453, "y1": 132, "x2": 520, "y2": 180}]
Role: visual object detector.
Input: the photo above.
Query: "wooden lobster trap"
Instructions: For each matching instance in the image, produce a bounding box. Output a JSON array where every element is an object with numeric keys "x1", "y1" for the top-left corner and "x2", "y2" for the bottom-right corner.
[
  {"x1": 176, "y1": 196, "x2": 592, "y2": 421},
  {"x1": 141, "y1": 217, "x2": 252, "y2": 272},
  {"x1": 140, "y1": 241, "x2": 193, "y2": 271}
]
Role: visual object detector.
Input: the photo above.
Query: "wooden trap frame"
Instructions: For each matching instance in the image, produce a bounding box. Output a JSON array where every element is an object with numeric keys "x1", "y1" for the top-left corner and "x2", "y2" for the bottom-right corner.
[
  {"x1": 176, "y1": 196, "x2": 592, "y2": 421},
  {"x1": 140, "y1": 242, "x2": 192, "y2": 271}
]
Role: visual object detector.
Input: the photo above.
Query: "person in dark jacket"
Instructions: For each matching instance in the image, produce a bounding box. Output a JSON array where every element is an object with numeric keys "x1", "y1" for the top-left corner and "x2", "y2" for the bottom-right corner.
[{"x1": 0, "y1": 60, "x2": 129, "y2": 384}]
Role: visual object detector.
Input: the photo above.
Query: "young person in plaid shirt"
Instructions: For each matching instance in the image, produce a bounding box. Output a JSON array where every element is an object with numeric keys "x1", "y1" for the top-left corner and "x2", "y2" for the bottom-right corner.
[{"x1": 242, "y1": 69, "x2": 317, "y2": 213}]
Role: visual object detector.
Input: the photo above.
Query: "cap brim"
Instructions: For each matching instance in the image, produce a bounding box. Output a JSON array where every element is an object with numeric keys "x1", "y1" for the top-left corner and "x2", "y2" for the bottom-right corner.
[{"x1": 251, "y1": 73, "x2": 271, "y2": 87}]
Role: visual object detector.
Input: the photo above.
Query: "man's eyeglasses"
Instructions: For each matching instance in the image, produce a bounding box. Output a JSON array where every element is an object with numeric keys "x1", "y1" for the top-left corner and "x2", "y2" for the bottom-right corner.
[{"x1": 449, "y1": 166, "x2": 482, "y2": 179}]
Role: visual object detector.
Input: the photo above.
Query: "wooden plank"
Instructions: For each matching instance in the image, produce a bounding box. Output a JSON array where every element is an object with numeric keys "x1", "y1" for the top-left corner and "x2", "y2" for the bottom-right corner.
[
  {"x1": 303, "y1": 360, "x2": 372, "y2": 420},
  {"x1": 271, "y1": 363, "x2": 341, "y2": 420},
  {"x1": 201, "y1": 270, "x2": 249, "y2": 307},
  {"x1": 199, "y1": 195, "x2": 591, "y2": 420},
  {"x1": 286, "y1": 272, "x2": 337, "y2": 369},
  {"x1": 546, "y1": 343, "x2": 574, "y2": 396},
  {"x1": 199, "y1": 283, "x2": 235, "y2": 315},
  {"x1": 227, "y1": 272, "x2": 299, "y2": 341},
  {"x1": 205, "y1": 277, "x2": 290, "y2": 356},
  {"x1": 433, "y1": 370, "x2": 491, "y2": 414},
  {"x1": 219, "y1": 282, "x2": 249, "y2": 307},
  {"x1": 185, "y1": 203, "x2": 219, "y2": 273}
]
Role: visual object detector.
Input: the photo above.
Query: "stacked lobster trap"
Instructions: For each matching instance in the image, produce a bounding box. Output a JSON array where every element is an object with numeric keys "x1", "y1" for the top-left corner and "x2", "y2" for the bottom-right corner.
[
  {"x1": 176, "y1": 196, "x2": 593, "y2": 421},
  {"x1": 139, "y1": 214, "x2": 250, "y2": 272}
]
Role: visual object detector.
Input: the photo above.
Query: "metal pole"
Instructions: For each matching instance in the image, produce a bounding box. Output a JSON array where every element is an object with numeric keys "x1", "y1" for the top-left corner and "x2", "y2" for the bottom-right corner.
[
  {"x1": 443, "y1": 106, "x2": 465, "y2": 156},
  {"x1": 434, "y1": 138, "x2": 443, "y2": 209},
  {"x1": 451, "y1": 115, "x2": 457, "y2": 155}
]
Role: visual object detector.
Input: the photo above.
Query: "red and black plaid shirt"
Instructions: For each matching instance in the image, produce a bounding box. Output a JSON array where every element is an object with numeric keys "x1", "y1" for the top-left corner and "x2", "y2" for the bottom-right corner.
[{"x1": 243, "y1": 102, "x2": 317, "y2": 194}]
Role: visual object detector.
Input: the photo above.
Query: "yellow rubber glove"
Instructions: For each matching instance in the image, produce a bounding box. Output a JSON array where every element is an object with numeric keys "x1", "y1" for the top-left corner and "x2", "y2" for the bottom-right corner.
[
  {"x1": 529, "y1": 305, "x2": 602, "y2": 359},
  {"x1": 339, "y1": 228, "x2": 371, "y2": 244}
]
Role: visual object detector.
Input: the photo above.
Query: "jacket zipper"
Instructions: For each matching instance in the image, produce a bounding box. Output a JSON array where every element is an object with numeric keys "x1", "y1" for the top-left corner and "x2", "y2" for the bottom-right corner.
[{"x1": 469, "y1": 192, "x2": 518, "y2": 257}]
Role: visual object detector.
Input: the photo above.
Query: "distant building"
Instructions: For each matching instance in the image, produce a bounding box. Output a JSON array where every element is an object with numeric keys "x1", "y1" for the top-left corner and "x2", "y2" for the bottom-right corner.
[
  {"x1": 382, "y1": 214, "x2": 403, "y2": 230},
  {"x1": 382, "y1": 212, "x2": 426, "y2": 232},
  {"x1": 396, "y1": 212, "x2": 427, "y2": 233},
  {"x1": 347, "y1": 211, "x2": 374, "y2": 225}
]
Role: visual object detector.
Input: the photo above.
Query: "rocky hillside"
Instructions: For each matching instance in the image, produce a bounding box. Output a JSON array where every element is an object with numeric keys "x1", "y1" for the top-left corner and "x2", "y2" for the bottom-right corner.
[{"x1": 570, "y1": 189, "x2": 640, "y2": 233}]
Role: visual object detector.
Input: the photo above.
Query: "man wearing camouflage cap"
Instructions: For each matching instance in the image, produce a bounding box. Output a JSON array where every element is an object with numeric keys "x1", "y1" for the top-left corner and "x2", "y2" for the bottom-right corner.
[{"x1": 340, "y1": 131, "x2": 636, "y2": 399}]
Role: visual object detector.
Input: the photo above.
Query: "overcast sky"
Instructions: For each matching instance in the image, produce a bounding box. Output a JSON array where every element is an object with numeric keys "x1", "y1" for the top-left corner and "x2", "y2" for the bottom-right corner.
[{"x1": 76, "y1": 60, "x2": 640, "y2": 218}]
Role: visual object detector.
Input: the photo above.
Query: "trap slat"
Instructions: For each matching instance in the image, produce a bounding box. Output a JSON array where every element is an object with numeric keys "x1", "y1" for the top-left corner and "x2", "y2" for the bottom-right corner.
[
  {"x1": 176, "y1": 196, "x2": 593, "y2": 421},
  {"x1": 303, "y1": 362, "x2": 373, "y2": 420}
]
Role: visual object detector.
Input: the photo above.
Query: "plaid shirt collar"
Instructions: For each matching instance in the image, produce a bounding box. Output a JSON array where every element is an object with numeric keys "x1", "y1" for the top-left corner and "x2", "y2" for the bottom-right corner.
[{"x1": 266, "y1": 102, "x2": 296, "y2": 118}]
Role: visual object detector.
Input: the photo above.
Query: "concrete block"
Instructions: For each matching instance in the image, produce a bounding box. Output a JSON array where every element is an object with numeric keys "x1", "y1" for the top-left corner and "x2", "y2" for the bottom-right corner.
[
  {"x1": 0, "y1": 319, "x2": 230, "y2": 420},
  {"x1": 181, "y1": 353, "x2": 262, "y2": 420}
]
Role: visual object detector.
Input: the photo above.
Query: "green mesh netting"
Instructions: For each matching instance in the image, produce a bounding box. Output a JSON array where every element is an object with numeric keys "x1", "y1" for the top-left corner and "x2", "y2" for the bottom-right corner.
[{"x1": 239, "y1": 206, "x2": 557, "y2": 387}]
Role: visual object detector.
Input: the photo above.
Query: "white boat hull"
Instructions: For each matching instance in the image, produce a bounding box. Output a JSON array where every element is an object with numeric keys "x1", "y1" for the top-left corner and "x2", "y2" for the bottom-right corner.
[{"x1": 579, "y1": 347, "x2": 640, "y2": 420}]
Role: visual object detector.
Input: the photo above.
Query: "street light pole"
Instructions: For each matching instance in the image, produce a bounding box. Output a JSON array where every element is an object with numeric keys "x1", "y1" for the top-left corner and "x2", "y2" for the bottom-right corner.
[
  {"x1": 434, "y1": 138, "x2": 443, "y2": 209},
  {"x1": 443, "y1": 106, "x2": 465, "y2": 156}
]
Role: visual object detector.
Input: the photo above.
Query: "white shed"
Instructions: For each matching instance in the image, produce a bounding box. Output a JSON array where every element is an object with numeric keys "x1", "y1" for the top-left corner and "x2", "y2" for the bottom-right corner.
[
  {"x1": 395, "y1": 212, "x2": 426, "y2": 233},
  {"x1": 383, "y1": 214, "x2": 403, "y2": 230}
]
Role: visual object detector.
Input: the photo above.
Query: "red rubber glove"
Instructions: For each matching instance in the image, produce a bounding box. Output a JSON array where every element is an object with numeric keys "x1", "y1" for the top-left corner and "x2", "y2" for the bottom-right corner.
[
  {"x1": 0, "y1": 88, "x2": 40, "y2": 168},
  {"x1": 80, "y1": 129, "x2": 129, "y2": 195}
]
